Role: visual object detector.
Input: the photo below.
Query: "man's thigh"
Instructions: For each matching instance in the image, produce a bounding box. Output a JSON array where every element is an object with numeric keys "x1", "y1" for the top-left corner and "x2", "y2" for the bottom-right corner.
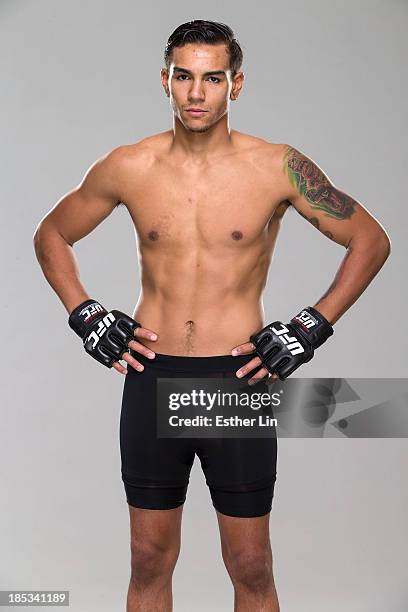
[
  {"x1": 215, "y1": 509, "x2": 271, "y2": 561},
  {"x1": 128, "y1": 504, "x2": 184, "y2": 553}
]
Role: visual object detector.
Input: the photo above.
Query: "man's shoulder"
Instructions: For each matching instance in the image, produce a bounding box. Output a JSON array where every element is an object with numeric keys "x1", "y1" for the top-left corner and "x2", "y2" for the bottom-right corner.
[
  {"x1": 233, "y1": 131, "x2": 291, "y2": 172},
  {"x1": 233, "y1": 131, "x2": 288, "y2": 160},
  {"x1": 102, "y1": 131, "x2": 172, "y2": 171}
]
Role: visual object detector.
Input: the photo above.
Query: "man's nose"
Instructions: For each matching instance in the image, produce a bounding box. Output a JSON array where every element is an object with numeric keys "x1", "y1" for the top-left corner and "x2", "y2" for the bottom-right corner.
[{"x1": 188, "y1": 79, "x2": 205, "y2": 100}]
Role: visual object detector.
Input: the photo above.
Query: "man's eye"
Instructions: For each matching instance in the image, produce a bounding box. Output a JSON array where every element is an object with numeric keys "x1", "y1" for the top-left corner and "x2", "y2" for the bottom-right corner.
[{"x1": 175, "y1": 75, "x2": 221, "y2": 83}]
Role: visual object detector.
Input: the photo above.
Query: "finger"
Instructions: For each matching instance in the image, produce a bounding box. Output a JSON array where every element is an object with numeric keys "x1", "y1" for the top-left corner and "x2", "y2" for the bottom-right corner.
[
  {"x1": 247, "y1": 367, "x2": 272, "y2": 386},
  {"x1": 127, "y1": 339, "x2": 156, "y2": 359},
  {"x1": 265, "y1": 372, "x2": 280, "y2": 386},
  {"x1": 235, "y1": 356, "x2": 262, "y2": 378},
  {"x1": 112, "y1": 361, "x2": 128, "y2": 375},
  {"x1": 120, "y1": 351, "x2": 145, "y2": 372},
  {"x1": 134, "y1": 327, "x2": 158, "y2": 341},
  {"x1": 231, "y1": 341, "x2": 256, "y2": 356}
]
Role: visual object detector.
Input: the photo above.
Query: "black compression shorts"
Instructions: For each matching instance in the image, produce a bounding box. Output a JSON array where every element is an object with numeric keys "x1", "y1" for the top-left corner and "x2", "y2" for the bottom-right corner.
[{"x1": 120, "y1": 351, "x2": 278, "y2": 518}]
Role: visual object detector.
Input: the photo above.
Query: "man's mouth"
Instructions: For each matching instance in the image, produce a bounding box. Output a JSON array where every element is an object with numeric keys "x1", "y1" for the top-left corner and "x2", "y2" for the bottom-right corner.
[{"x1": 186, "y1": 108, "x2": 208, "y2": 116}]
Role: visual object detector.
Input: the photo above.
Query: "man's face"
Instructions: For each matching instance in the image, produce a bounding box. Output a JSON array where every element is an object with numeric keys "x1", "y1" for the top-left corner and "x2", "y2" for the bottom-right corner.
[{"x1": 161, "y1": 43, "x2": 243, "y2": 133}]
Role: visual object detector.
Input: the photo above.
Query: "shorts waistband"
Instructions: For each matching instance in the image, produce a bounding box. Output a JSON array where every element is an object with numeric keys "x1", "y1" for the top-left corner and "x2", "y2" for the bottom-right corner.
[{"x1": 129, "y1": 350, "x2": 256, "y2": 373}]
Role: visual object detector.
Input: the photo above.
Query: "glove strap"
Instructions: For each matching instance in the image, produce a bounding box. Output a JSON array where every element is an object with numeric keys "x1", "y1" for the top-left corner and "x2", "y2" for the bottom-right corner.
[
  {"x1": 68, "y1": 299, "x2": 108, "y2": 339},
  {"x1": 290, "y1": 306, "x2": 334, "y2": 349}
]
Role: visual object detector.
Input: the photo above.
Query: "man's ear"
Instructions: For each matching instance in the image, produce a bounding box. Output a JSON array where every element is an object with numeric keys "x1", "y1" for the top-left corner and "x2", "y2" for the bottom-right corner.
[
  {"x1": 160, "y1": 68, "x2": 170, "y2": 97},
  {"x1": 231, "y1": 71, "x2": 244, "y2": 100}
]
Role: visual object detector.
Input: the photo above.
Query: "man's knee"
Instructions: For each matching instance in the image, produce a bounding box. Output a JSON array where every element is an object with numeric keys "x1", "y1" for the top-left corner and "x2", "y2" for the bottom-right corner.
[
  {"x1": 130, "y1": 538, "x2": 180, "y2": 586},
  {"x1": 226, "y1": 548, "x2": 273, "y2": 591}
]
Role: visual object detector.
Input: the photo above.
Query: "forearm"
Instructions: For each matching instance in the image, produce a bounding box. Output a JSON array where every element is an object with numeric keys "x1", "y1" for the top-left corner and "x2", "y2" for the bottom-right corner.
[
  {"x1": 33, "y1": 222, "x2": 90, "y2": 314},
  {"x1": 312, "y1": 232, "x2": 391, "y2": 325}
]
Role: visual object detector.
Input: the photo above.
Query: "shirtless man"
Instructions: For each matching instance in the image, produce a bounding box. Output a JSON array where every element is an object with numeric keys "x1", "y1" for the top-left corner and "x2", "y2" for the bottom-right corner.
[{"x1": 33, "y1": 19, "x2": 390, "y2": 612}]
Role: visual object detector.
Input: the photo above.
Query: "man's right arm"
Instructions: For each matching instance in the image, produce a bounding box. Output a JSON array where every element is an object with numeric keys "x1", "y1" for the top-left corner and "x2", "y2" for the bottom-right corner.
[
  {"x1": 34, "y1": 144, "x2": 158, "y2": 374},
  {"x1": 33, "y1": 147, "x2": 125, "y2": 313}
]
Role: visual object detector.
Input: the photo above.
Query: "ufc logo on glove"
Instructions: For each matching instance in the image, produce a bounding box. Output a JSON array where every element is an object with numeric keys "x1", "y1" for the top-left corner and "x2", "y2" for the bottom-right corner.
[
  {"x1": 80, "y1": 301, "x2": 106, "y2": 322},
  {"x1": 270, "y1": 323, "x2": 305, "y2": 356},
  {"x1": 292, "y1": 309, "x2": 319, "y2": 330},
  {"x1": 86, "y1": 312, "x2": 116, "y2": 349}
]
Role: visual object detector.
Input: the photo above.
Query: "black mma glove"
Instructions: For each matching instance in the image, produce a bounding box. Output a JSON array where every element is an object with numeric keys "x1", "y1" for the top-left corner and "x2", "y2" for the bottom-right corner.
[
  {"x1": 250, "y1": 306, "x2": 334, "y2": 380},
  {"x1": 68, "y1": 299, "x2": 141, "y2": 368}
]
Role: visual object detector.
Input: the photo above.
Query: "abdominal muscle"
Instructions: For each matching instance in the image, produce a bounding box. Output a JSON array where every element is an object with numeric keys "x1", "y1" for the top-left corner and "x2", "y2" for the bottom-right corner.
[{"x1": 132, "y1": 246, "x2": 268, "y2": 356}]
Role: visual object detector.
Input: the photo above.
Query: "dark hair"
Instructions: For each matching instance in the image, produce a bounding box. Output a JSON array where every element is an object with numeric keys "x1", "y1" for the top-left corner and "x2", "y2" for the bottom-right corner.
[{"x1": 164, "y1": 20, "x2": 243, "y2": 78}]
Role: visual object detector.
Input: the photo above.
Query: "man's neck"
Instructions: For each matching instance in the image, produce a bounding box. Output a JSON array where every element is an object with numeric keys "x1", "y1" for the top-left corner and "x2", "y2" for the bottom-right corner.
[{"x1": 169, "y1": 114, "x2": 235, "y2": 163}]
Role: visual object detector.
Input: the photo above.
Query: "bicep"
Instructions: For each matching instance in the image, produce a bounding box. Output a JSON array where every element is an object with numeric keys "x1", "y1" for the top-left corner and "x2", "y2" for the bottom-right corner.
[
  {"x1": 39, "y1": 151, "x2": 123, "y2": 245},
  {"x1": 281, "y1": 144, "x2": 383, "y2": 248}
]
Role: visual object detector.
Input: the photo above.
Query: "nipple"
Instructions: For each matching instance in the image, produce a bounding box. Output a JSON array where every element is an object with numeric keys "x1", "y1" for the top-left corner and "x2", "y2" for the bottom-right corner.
[{"x1": 148, "y1": 230, "x2": 159, "y2": 241}]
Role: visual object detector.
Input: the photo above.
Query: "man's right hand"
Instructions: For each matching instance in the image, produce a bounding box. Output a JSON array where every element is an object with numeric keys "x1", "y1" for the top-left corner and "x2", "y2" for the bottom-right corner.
[{"x1": 68, "y1": 299, "x2": 158, "y2": 375}]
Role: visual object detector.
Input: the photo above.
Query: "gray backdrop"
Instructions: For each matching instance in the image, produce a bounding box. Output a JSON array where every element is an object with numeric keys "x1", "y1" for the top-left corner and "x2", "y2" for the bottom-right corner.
[{"x1": 1, "y1": 0, "x2": 407, "y2": 610}]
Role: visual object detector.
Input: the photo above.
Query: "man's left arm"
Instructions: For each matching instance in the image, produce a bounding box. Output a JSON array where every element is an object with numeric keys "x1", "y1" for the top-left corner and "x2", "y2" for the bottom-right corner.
[
  {"x1": 280, "y1": 144, "x2": 391, "y2": 324},
  {"x1": 232, "y1": 144, "x2": 391, "y2": 383}
]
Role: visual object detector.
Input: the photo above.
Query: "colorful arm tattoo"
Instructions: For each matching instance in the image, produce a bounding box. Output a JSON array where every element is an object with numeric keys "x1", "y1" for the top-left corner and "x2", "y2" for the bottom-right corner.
[{"x1": 283, "y1": 146, "x2": 357, "y2": 221}]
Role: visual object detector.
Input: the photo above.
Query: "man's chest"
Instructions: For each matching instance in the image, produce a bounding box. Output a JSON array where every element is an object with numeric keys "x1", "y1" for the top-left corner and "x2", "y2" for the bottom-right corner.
[{"x1": 122, "y1": 160, "x2": 287, "y2": 248}]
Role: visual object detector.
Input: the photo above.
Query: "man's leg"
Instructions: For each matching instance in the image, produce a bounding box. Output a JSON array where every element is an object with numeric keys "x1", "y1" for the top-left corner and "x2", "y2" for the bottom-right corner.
[
  {"x1": 121, "y1": 354, "x2": 197, "y2": 610},
  {"x1": 216, "y1": 509, "x2": 280, "y2": 612},
  {"x1": 126, "y1": 503, "x2": 184, "y2": 612}
]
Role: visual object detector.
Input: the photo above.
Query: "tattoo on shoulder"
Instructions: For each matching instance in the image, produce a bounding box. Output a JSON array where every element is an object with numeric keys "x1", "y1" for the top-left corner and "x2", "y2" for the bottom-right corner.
[{"x1": 283, "y1": 146, "x2": 357, "y2": 221}]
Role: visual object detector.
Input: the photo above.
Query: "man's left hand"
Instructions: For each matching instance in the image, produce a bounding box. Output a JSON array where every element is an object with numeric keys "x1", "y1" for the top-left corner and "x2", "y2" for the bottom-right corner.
[{"x1": 231, "y1": 341, "x2": 280, "y2": 386}]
